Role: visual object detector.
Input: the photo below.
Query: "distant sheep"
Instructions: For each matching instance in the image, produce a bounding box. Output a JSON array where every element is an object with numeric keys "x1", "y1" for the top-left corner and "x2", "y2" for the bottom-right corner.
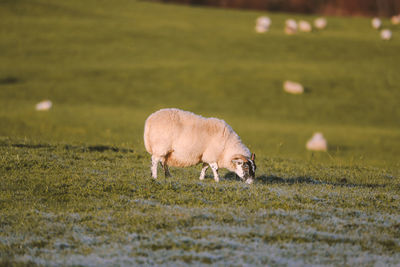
[
  {"x1": 392, "y1": 15, "x2": 400, "y2": 25},
  {"x1": 144, "y1": 108, "x2": 256, "y2": 184},
  {"x1": 372, "y1": 17, "x2": 382, "y2": 29},
  {"x1": 381, "y1": 29, "x2": 392, "y2": 40},
  {"x1": 283, "y1": 80, "x2": 304, "y2": 94},
  {"x1": 314, "y1": 17, "x2": 327, "y2": 30},
  {"x1": 299, "y1": 20, "x2": 312, "y2": 32},
  {"x1": 285, "y1": 19, "x2": 297, "y2": 35},
  {"x1": 306, "y1": 132, "x2": 327, "y2": 151},
  {"x1": 255, "y1": 16, "x2": 271, "y2": 33}
]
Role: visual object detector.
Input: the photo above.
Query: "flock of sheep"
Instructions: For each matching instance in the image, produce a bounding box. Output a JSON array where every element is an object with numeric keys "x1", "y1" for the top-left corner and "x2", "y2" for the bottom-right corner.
[
  {"x1": 371, "y1": 15, "x2": 400, "y2": 40},
  {"x1": 255, "y1": 12, "x2": 400, "y2": 154},
  {"x1": 255, "y1": 16, "x2": 327, "y2": 34},
  {"x1": 255, "y1": 13, "x2": 400, "y2": 40}
]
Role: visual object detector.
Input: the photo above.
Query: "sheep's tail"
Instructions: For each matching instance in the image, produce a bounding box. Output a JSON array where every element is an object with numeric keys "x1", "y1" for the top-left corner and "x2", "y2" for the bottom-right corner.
[{"x1": 143, "y1": 117, "x2": 152, "y2": 154}]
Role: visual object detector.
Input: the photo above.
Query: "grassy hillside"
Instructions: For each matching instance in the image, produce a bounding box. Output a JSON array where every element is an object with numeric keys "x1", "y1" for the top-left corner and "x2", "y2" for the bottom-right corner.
[{"x1": 0, "y1": 0, "x2": 399, "y2": 265}]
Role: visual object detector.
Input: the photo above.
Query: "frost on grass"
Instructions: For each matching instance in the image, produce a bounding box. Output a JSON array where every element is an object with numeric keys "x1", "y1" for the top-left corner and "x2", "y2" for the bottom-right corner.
[{"x1": 9, "y1": 203, "x2": 400, "y2": 266}]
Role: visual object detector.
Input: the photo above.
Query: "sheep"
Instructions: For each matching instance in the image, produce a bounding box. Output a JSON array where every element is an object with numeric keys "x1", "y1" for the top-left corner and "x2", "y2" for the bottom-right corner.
[
  {"x1": 285, "y1": 19, "x2": 297, "y2": 35},
  {"x1": 314, "y1": 17, "x2": 327, "y2": 30},
  {"x1": 255, "y1": 16, "x2": 271, "y2": 33},
  {"x1": 392, "y1": 15, "x2": 400, "y2": 25},
  {"x1": 283, "y1": 80, "x2": 304, "y2": 94},
  {"x1": 306, "y1": 132, "x2": 327, "y2": 151},
  {"x1": 372, "y1": 17, "x2": 382, "y2": 29},
  {"x1": 298, "y1": 20, "x2": 312, "y2": 32},
  {"x1": 380, "y1": 29, "x2": 392, "y2": 40},
  {"x1": 144, "y1": 108, "x2": 256, "y2": 184}
]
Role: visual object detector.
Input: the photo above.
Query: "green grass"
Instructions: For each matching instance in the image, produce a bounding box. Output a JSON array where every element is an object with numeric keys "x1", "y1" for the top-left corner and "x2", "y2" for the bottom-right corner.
[{"x1": 0, "y1": 0, "x2": 399, "y2": 265}]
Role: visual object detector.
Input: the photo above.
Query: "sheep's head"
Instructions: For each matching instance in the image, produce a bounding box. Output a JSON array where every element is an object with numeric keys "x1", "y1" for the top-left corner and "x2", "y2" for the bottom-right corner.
[{"x1": 231, "y1": 153, "x2": 256, "y2": 184}]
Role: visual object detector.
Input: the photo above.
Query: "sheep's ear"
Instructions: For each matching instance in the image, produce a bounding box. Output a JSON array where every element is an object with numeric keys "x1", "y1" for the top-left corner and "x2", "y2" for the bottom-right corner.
[{"x1": 251, "y1": 153, "x2": 256, "y2": 161}]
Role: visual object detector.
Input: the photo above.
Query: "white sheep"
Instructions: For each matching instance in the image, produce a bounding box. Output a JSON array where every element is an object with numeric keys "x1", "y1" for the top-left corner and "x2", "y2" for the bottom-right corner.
[
  {"x1": 381, "y1": 29, "x2": 392, "y2": 40},
  {"x1": 298, "y1": 20, "x2": 312, "y2": 32},
  {"x1": 372, "y1": 17, "x2": 382, "y2": 29},
  {"x1": 285, "y1": 19, "x2": 297, "y2": 35},
  {"x1": 255, "y1": 16, "x2": 271, "y2": 33},
  {"x1": 144, "y1": 108, "x2": 256, "y2": 184},
  {"x1": 314, "y1": 17, "x2": 327, "y2": 30}
]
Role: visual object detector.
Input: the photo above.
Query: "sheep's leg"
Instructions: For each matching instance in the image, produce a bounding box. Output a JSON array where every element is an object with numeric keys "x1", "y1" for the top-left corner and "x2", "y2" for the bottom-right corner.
[
  {"x1": 162, "y1": 162, "x2": 171, "y2": 178},
  {"x1": 151, "y1": 155, "x2": 160, "y2": 179},
  {"x1": 210, "y1": 163, "x2": 219, "y2": 182},
  {"x1": 199, "y1": 163, "x2": 209, "y2": 180}
]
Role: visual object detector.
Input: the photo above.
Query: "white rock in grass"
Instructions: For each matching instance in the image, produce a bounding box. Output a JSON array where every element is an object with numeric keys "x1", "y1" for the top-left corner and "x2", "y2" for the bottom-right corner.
[
  {"x1": 285, "y1": 19, "x2": 297, "y2": 35},
  {"x1": 380, "y1": 29, "x2": 392, "y2": 40},
  {"x1": 35, "y1": 100, "x2": 52, "y2": 111},
  {"x1": 306, "y1": 132, "x2": 327, "y2": 151},
  {"x1": 283, "y1": 80, "x2": 304, "y2": 94},
  {"x1": 299, "y1": 20, "x2": 312, "y2": 32},
  {"x1": 372, "y1": 17, "x2": 382, "y2": 29},
  {"x1": 391, "y1": 15, "x2": 400, "y2": 25},
  {"x1": 314, "y1": 17, "x2": 327, "y2": 29}
]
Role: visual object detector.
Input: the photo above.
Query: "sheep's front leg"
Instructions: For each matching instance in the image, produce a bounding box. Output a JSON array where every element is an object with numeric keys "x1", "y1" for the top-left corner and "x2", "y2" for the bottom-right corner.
[
  {"x1": 151, "y1": 155, "x2": 160, "y2": 179},
  {"x1": 210, "y1": 163, "x2": 219, "y2": 182},
  {"x1": 199, "y1": 163, "x2": 208, "y2": 180},
  {"x1": 162, "y1": 162, "x2": 171, "y2": 178}
]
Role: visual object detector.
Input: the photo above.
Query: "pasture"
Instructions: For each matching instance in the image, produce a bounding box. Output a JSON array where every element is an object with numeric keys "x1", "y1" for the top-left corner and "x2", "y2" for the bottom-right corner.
[{"x1": 1, "y1": 0, "x2": 399, "y2": 265}]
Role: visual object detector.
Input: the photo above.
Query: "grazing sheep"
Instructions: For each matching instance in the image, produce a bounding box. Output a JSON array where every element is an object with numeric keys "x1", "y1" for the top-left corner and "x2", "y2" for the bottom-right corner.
[
  {"x1": 283, "y1": 80, "x2": 304, "y2": 94},
  {"x1": 255, "y1": 16, "x2": 271, "y2": 33},
  {"x1": 372, "y1": 17, "x2": 382, "y2": 29},
  {"x1": 299, "y1": 20, "x2": 312, "y2": 32},
  {"x1": 391, "y1": 15, "x2": 400, "y2": 25},
  {"x1": 306, "y1": 132, "x2": 327, "y2": 151},
  {"x1": 144, "y1": 108, "x2": 256, "y2": 184},
  {"x1": 285, "y1": 19, "x2": 297, "y2": 35},
  {"x1": 35, "y1": 100, "x2": 52, "y2": 111},
  {"x1": 381, "y1": 29, "x2": 392, "y2": 40},
  {"x1": 314, "y1": 17, "x2": 327, "y2": 30}
]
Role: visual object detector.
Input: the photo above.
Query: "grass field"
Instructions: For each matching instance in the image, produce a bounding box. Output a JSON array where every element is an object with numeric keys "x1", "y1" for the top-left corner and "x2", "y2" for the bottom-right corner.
[{"x1": 1, "y1": 0, "x2": 400, "y2": 265}]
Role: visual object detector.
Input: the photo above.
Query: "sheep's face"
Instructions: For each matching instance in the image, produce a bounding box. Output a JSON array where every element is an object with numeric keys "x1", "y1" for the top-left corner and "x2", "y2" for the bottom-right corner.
[{"x1": 231, "y1": 153, "x2": 256, "y2": 184}]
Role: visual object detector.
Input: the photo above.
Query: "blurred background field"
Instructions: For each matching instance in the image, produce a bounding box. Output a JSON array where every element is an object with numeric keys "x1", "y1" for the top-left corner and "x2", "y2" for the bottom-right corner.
[{"x1": 1, "y1": 0, "x2": 400, "y2": 265}]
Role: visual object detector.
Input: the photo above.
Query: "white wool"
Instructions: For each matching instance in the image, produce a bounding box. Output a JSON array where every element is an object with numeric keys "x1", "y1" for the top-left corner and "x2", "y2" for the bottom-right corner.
[
  {"x1": 372, "y1": 17, "x2": 382, "y2": 29},
  {"x1": 255, "y1": 24, "x2": 267, "y2": 33},
  {"x1": 144, "y1": 108, "x2": 253, "y2": 181},
  {"x1": 35, "y1": 100, "x2": 52, "y2": 111},
  {"x1": 286, "y1": 19, "x2": 297, "y2": 29},
  {"x1": 255, "y1": 16, "x2": 271, "y2": 33},
  {"x1": 391, "y1": 15, "x2": 400, "y2": 25},
  {"x1": 380, "y1": 29, "x2": 392, "y2": 40},
  {"x1": 283, "y1": 81, "x2": 304, "y2": 94},
  {"x1": 298, "y1": 20, "x2": 312, "y2": 32},
  {"x1": 256, "y1": 16, "x2": 271, "y2": 28},
  {"x1": 306, "y1": 132, "x2": 327, "y2": 151},
  {"x1": 314, "y1": 17, "x2": 327, "y2": 29},
  {"x1": 285, "y1": 19, "x2": 297, "y2": 35}
]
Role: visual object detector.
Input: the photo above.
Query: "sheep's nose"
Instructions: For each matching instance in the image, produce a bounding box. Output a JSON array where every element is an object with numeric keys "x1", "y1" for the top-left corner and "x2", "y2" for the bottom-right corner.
[{"x1": 245, "y1": 178, "x2": 253, "y2": 184}]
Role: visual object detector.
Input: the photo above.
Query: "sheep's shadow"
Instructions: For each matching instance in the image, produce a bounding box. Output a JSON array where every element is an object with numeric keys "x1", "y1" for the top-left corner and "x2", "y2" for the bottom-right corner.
[
  {"x1": 255, "y1": 174, "x2": 388, "y2": 189},
  {"x1": 223, "y1": 172, "x2": 242, "y2": 181}
]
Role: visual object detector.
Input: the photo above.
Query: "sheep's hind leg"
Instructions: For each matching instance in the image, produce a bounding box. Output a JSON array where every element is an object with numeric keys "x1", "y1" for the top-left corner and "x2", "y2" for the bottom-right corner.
[
  {"x1": 199, "y1": 163, "x2": 208, "y2": 180},
  {"x1": 151, "y1": 155, "x2": 160, "y2": 179},
  {"x1": 210, "y1": 163, "x2": 220, "y2": 182}
]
